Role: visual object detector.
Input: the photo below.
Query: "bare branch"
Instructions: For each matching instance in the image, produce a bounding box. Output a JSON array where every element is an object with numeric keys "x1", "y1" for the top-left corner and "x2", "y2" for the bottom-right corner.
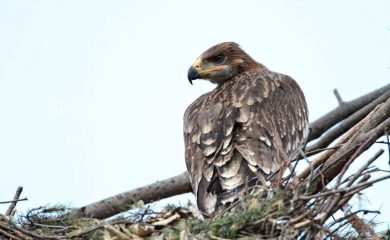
[
  {"x1": 306, "y1": 97, "x2": 390, "y2": 194},
  {"x1": 3, "y1": 219, "x2": 62, "y2": 240},
  {"x1": 5, "y1": 187, "x2": 24, "y2": 217},
  {"x1": 345, "y1": 150, "x2": 384, "y2": 188},
  {"x1": 71, "y1": 172, "x2": 191, "y2": 219},
  {"x1": 308, "y1": 84, "x2": 389, "y2": 142},
  {"x1": 298, "y1": 110, "x2": 370, "y2": 182},
  {"x1": 0, "y1": 198, "x2": 28, "y2": 205},
  {"x1": 0, "y1": 227, "x2": 22, "y2": 240},
  {"x1": 333, "y1": 89, "x2": 344, "y2": 105},
  {"x1": 305, "y1": 89, "x2": 390, "y2": 155}
]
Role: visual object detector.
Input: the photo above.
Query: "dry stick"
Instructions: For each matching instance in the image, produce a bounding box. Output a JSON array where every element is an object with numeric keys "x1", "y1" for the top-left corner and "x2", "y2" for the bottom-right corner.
[
  {"x1": 299, "y1": 189, "x2": 346, "y2": 200},
  {"x1": 327, "y1": 210, "x2": 378, "y2": 239},
  {"x1": 305, "y1": 90, "x2": 390, "y2": 156},
  {"x1": 335, "y1": 136, "x2": 375, "y2": 187},
  {"x1": 283, "y1": 157, "x2": 300, "y2": 185},
  {"x1": 304, "y1": 145, "x2": 342, "y2": 157},
  {"x1": 6, "y1": 220, "x2": 63, "y2": 240},
  {"x1": 0, "y1": 227, "x2": 23, "y2": 240},
  {"x1": 69, "y1": 224, "x2": 105, "y2": 239},
  {"x1": 328, "y1": 220, "x2": 352, "y2": 239},
  {"x1": 313, "y1": 223, "x2": 334, "y2": 239},
  {"x1": 298, "y1": 108, "x2": 374, "y2": 182},
  {"x1": 297, "y1": 99, "x2": 390, "y2": 228},
  {"x1": 299, "y1": 99, "x2": 383, "y2": 181},
  {"x1": 369, "y1": 118, "x2": 390, "y2": 138},
  {"x1": 343, "y1": 175, "x2": 390, "y2": 199},
  {"x1": 5, "y1": 186, "x2": 24, "y2": 216},
  {"x1": 334, "y1": 174, "x2": 371, "y2": 215},
  {"x1": 333, "y1": 89, "x2": 344, "y2": 105},
  {"x1": 345, "y1": 150, "x2": 384, "y2": 188},
  {"x1": 311, "y1": 100, "x2": 389, "y2": 195},
  {"x1": 0, "y1": 222, "x2": 28, "y2": 240},
  {"x1": 328, "y1": 210, "x2": 380, "y2": 228},
  {"x1": 299, "y1": 149, "x2": 314, "y2": 194},
  {"x1": 387, "y1": 132, "x2": 390, "y2": 163},
  {"x1": 308, "y1": 83, "x2": 389, "y2": 142},
  {"x1": 0, "y1": 198, "x2": 28, "y2": 205},
  {"x1": 322, "y1": 174, "x2": 385, "y2": 235},
  {"x1": 314, "y1": 175, "x2": 374, "y2": 227},
  {"x1": 323, "y1": 193, "x2": 344, "y2": 227},
  {"x1": 358, "y1": 101, "x2": 390, "y2": 135},
  {"x1": 71, "y1": 172, "x2": 191, "y2": 219}
]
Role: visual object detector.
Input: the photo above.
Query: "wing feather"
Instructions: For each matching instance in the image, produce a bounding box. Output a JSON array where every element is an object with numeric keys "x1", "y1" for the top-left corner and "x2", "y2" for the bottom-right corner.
[{"x1": 184, "y1": 70, "x2": 308, "y2": 215}]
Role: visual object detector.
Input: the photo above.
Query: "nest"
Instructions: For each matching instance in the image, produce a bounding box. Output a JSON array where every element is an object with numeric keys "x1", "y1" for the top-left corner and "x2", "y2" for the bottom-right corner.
[
  {"x1": 1, "y1": 86, "x2": 389, "y2": 239},
  {"x1": 0, "y1": 168, "x2": 388, "y2": 240},
  {"x1": 1, "y1": 138, "x2": 389, "y2": 239}
]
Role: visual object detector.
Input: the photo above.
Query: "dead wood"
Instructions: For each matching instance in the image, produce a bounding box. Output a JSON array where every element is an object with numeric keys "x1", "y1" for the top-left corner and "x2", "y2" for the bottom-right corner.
[
  {"x1": 5, "y1": 187, "x2": 24, "y2": 217},
  {"x1": 307, "y1": 83, "x2": 389, "y2": 142},
  {"x1": 71, "y1": 172, "x2": 191, "y2": 219},
  {"x1": 305, "y1": 89, "x2": 390, "y2": 155},
  {"x1": 314, "y1": 98, "x2": 390, "y2": 192}
]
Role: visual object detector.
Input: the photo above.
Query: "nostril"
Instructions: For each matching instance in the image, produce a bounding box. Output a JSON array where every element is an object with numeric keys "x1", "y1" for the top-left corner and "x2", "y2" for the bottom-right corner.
[{"x1": 195, "y1": 65, "x2": 200, "y2": 69}]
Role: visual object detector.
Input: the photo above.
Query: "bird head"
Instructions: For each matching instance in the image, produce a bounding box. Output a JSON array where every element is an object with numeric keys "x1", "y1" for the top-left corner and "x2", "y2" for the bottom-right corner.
[{"x1": 187, "y1": 42, "x2": 261, "y2": 85}]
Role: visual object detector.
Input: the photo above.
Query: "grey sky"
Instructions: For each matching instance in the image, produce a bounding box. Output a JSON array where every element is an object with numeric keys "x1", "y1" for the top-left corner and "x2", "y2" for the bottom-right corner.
[{"x1": 0, "y1": 0, "x2": 389, "y2": 228}]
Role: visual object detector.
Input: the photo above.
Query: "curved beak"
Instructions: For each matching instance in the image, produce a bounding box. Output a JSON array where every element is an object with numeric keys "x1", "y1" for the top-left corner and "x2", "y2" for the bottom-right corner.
[
  {"x1": 187, "y1": 57, "x2": 225, "y2": 85},
  {"x1": 187, "y1": 66, "x2": 200, "y2": 85},
  {"x1": 187, "y1": 58, "x2": 202, "y2": 85}
]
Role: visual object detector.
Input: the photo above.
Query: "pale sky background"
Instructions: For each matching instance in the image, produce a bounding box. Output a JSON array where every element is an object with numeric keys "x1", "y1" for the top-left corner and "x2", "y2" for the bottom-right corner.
[{"x1": 0, "y1": 0, "x2": 389, "y2": 229}]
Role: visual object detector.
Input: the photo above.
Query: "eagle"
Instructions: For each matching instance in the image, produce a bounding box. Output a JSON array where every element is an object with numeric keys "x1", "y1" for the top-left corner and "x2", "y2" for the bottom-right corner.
[{"x1": 183, "y1": 42, "x2": 309, "y2": 216}]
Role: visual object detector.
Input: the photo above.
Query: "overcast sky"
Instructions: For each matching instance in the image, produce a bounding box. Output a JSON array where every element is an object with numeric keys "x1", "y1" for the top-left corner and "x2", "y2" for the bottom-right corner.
[{"x1": 0, "y1": 0, "x2": 389, "y2": 229}]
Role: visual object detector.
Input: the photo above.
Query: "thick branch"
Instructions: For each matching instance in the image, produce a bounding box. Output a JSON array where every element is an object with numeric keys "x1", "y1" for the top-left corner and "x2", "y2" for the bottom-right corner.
[
  {"x1": 305, "y1": 89, "x2": 390, "y2": 154},
  {"x1": 71, "y1": 172, "x2": 191, "y2": 219},
  {"x1": 306, "y1": 98, "x2": 390, "y2": 194},
  {"x1": 307, "y1": 84, "x2": 389, "y2": 142}
]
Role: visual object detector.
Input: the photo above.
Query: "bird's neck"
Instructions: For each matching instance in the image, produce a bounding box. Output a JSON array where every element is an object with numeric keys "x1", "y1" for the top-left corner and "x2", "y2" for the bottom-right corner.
[
  {"x1": 215, "y1": 61, "x2": 268, "y2": 87},
  {"x1": 242, "y1": 61, "x2": 268, "y2": 74},
  {"x1": 232, "y1": 62, "x2": 268, "y2": 81}
]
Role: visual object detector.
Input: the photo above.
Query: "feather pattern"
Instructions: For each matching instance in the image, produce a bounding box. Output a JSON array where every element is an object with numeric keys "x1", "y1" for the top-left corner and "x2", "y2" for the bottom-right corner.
[{"x1": 184, "y1": 43, "x2": 308, "y2": 216}]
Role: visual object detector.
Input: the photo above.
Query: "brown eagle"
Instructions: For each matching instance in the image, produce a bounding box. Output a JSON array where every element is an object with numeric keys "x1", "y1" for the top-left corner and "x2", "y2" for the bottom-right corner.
[{"x1": 184, "y1": 42, "x2": 309, "y2": 216}]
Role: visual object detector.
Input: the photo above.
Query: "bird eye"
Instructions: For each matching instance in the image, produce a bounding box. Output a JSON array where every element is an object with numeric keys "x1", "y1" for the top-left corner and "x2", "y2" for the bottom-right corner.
[{"x1": 212, "y1": 54, "x2": 225, "y2": 63}]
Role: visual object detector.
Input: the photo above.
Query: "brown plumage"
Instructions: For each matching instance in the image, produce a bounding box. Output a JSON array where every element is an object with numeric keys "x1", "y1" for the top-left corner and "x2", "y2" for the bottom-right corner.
[{"x1": 184, "y1": 42, "x2": 309, "y2": 216}]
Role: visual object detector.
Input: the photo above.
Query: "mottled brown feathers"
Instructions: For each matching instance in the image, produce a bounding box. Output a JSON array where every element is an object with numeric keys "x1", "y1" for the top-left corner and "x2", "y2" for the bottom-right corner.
[
  {"x1": 184, "y1": 42, "x2": 309, "y2": 216},
  {"x1": 201, "y1": 42, "x2": 261, "y2": 73}
]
